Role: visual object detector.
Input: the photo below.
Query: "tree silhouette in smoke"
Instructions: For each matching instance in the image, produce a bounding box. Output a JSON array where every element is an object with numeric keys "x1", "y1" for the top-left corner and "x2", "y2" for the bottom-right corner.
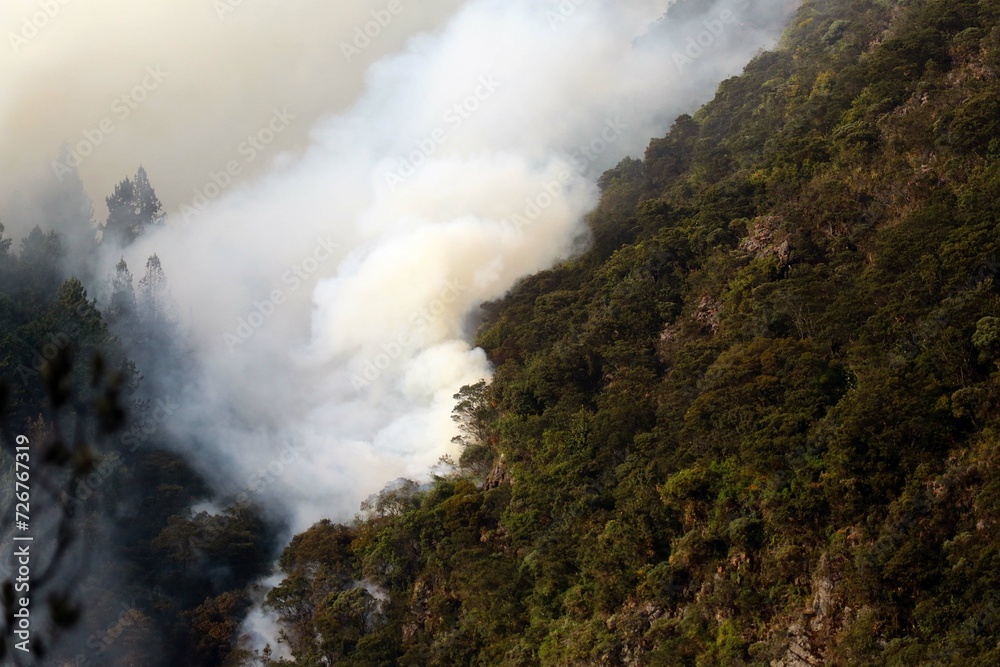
[
  {"x1": 107, "y1": 258, "x2": 137, "y2": 326},
  {"x1": 103, "y1": 166, "x2": 164, "y2": 247},
  {"x1": 137, "y1": 254, "x2": 174, "y2": 326}
]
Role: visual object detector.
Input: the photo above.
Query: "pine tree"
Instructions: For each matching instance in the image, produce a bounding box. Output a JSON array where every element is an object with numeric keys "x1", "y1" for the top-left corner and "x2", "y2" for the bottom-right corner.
[
  {"x1": 56, "y1": 277, "x2": 106, "y2": 337},
  {"x1": 0, "y1": 221, "x2": 12, "y2": 259},
  {"x1": 18, "y1": 226, "x2": 64, "y2": 296},
  {"x1": 137, "y1": 253, "x2": 173, "y2": 324},
  {"x1": 103, "y1": 166, "x2": 164, "y2": 246},
  {"x1": 104, "y1": 177, "x2": 136, "y2": 246},
  {"x1": 134, "y1": 166, "x2": 164, "y2": 229},
  {"x1": 107, "y1": 257, "x2": 137, "y2": 325},
  {"x1": 48, "y1": 145, "x2": 99, "y2": 276}
]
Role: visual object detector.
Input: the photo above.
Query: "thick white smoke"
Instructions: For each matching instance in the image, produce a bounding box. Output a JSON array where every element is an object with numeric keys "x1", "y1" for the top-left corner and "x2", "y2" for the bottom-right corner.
[{"x1": 3, "y1": 0, "x2": 797, "y2": 534}]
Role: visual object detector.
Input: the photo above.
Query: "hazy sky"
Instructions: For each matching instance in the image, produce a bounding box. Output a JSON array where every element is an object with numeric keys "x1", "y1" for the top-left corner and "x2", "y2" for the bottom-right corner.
[{"x1": 1, "y1": 0, "x2": 466, "y2": 220}]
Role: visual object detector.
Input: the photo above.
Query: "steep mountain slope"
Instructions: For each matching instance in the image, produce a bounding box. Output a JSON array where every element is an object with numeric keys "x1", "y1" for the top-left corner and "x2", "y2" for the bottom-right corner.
[{"x1": 263, "y1": 1, "x2": 1000, "y2": 664}]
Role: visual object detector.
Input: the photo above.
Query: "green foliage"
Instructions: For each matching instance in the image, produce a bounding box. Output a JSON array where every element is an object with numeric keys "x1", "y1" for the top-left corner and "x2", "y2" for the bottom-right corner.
[
  {"x1": 973, "y1": 316, "x2": 1000, "y2": 365},
  {"x1": 1, "y1": 171, "x2": 275, "y2": 667},
  {"x1": 103, "y1": 166, "x2": 164, "y2": 247},
  {"x1": 265, "y1": 0, "x2": 1000, "y2": 664}
]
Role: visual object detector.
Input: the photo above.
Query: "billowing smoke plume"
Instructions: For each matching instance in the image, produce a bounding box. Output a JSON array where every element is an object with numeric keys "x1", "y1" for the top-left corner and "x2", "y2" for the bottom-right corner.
[{"x1": 2, "y1": 0, "x2": 797, "y2": 535}]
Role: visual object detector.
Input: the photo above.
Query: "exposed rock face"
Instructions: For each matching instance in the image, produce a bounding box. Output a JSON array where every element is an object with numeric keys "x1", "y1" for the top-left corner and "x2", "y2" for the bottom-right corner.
[
  {"x1": 483, "y1": 455, "x2": 510, "y2": 490},
  {"x1": 739, "y1": 215, "x2": 791, "y2": 265},
  {"x1": 694, "y1": 295, "x2": 722, "y2": 334},
  {"x1": 607, "y1": 600, "x2": 667, "y2": 667},
  {"x1": 772, "y1": 565, "x2": 835, "y2": 667},
  {"x1": 773, "y1": 628, "x2": 824, "y2": 667}
]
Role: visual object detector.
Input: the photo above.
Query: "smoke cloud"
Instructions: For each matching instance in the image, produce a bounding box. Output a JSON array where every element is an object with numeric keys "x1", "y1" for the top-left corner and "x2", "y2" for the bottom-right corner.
[{"x1": 2, "y1": 0, "x2": 797, "y2": 535}]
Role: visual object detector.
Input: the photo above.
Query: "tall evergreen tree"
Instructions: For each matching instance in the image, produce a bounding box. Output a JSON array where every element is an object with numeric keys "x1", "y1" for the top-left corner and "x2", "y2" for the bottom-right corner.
[
  {"x1": 17, "y1": 226, "x2": 64, "y2": 297},
  {"x1": 47, "y1": 145, "x2": 99, "y2": 281},
  {"x1": 107, "y1": 257, "x2": 137, "y2": 325},
  {"x1": 104, "y1": 177, "x2": 136, "y2": 246},
  {"x1": 134, "y1": 165, "x2": 164, "y2": 228},
  {"x1": 0, "y1": 221, "x2": 12, "y2": 260},
  {"x1": 137, "y1": 253, "x2": 172, "y2": 324},
  {"x1": 103, "y1": 166, "x2": 164, "y2": 246},
  {"x1": 5, "y1": 148, "x2": 98, "y2": 282}
]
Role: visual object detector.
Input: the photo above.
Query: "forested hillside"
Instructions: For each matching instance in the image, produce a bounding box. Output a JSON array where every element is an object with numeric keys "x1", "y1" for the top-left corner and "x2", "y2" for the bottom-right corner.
[
  {"x1": 260, "y1": 0, "x2": 1000, "y2": 664},
  {"x1": 0, "y1": 171, "x2": 276, "y2": 666}
]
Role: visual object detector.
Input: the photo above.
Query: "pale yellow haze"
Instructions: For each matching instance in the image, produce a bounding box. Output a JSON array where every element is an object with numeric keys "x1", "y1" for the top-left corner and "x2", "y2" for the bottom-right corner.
[{"x1": 0, "y1": 0, "x2": 465, "y2": 217}]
